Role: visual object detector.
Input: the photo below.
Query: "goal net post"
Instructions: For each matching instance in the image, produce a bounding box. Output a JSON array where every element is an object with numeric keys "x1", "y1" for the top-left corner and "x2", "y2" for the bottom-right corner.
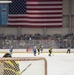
[{"x1": 0, "y1": 57, "x2": 47, "y2": 75}]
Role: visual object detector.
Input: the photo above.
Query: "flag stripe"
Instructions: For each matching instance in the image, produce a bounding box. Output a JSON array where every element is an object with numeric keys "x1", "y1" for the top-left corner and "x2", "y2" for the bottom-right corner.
[
  {"x1": 8, "y1": 0, "x2": 63, "y2": 27},
  {"x1": 8, "y1": 14, "x2": 62, "y2": 17}
]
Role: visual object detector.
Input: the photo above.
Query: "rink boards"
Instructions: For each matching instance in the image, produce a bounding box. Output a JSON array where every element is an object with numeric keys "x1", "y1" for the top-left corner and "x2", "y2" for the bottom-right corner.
[{"x1": 0, "y1": 49, "x2": 74, "y2": 53}]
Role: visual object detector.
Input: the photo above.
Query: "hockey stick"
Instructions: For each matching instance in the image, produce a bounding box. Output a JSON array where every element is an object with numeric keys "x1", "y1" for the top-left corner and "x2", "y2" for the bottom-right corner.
[{"x1": 20, "y1": 63, "x2": 32, "y2": 75}]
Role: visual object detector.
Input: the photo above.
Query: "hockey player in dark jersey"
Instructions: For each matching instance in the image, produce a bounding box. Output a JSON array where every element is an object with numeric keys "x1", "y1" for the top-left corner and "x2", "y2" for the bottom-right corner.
[
  {"x1": 67, "y1": 47, "x2": 71, "y2": 54},
  {"x1": 37, "y1": 46, "x2": 40, "y2": 55},
  {"x1": 48, "y1": 47, "x2": 52, "y2": 56}
]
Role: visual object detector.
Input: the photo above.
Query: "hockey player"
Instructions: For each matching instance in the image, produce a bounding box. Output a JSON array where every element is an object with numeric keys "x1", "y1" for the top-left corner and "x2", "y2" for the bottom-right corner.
[
  {"x1": 37, "y1": 46, "x2": 40, "y2": 55},
  {"x1": 9, "y1": 46, "x2": 14, "y2": 55},
  {"x1": 40, "y1": 45, "x2": 43, "y2": 53},
  {"x1": 48, "y1": 47, "x2": 52, "y2": 56},
  {"x1": 67, "y1": 47, "x2": 71, "y2": 54},
  {"x1": 33, "y1": 45, "x2": 37, "y2": 56},
  {"x1": 0, "y1": 53, "x2": 20, "y2": 75}
]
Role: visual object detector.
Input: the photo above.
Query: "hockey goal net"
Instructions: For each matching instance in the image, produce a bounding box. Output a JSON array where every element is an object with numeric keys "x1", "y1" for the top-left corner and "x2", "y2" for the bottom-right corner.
[{"x1": 0, "y1": 57, "x2": 47, "y2": 75}]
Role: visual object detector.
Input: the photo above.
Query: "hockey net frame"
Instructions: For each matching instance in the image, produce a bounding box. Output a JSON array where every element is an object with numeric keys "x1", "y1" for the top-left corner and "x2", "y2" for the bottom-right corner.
[{"x1": 0, "y1": 57, "x2": 47, "y2": 75}]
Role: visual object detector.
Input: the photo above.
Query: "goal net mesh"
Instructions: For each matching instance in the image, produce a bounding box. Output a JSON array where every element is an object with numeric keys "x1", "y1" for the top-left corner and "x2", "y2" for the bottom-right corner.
[{"x1": 0, "y1": 57, "x2": 47, "y2": 75}]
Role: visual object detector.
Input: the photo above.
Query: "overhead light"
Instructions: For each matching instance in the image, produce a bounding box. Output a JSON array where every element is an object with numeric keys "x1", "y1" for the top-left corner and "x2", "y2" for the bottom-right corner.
[{"x1": 0, "y1": 0, "x2": 12, "y2": 3}]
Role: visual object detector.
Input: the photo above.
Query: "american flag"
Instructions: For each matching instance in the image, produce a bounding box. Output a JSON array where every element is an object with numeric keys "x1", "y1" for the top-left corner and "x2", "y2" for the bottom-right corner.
[{"x1": 8, "y1": 0, "x2": 63, "y2": 28}]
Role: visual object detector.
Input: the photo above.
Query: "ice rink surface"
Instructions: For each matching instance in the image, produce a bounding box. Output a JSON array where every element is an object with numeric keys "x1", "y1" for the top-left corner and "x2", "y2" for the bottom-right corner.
[{"x1": 0, "y1": 52, "x2": 74, "y2": 75}]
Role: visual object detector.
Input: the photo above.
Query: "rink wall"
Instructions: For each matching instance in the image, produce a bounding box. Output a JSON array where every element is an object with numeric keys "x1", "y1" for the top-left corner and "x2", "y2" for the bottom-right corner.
[{"x1": 0, "y1": 49, "x2": 74, "y2": 53}]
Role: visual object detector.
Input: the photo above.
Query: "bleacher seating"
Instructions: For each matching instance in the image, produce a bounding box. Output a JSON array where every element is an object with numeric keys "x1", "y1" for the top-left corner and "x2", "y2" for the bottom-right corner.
[{"x1": 0, "y1": 33, "x2": 74, "y2": 49}]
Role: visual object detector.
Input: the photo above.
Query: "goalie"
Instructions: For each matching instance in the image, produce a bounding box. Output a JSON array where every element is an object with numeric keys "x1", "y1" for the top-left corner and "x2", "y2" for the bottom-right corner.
[{"x1": 0, "y1": 53, "x2": 20, "y2": 75}]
